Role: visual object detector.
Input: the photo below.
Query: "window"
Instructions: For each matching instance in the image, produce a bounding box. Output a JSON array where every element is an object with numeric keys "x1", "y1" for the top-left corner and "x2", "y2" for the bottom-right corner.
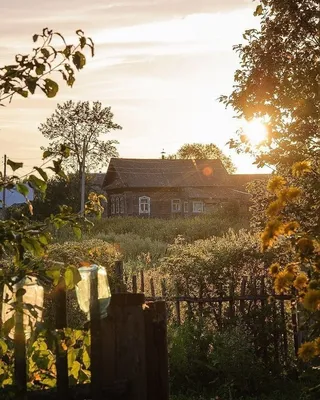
[
  {"x1": 171, "y1": 199, "x2": 181, "y2": 212},
  {"x1": 111, "y1": 197, "x2": 115, "y2": 215},
  {"x1": 184, "y1": 201, "x2": 189, "y2": 213},
  {"x1": 193, "y1": 201, "x2": 204, "y2": 213},
  {"x1": 115, "y1": 197, "x2": 120, "y2": 214},
  {"x1": 139, "y1": 196, "x2": 150, "y2": 214},
  {"x1": 120, "y1": 196, "x2": 124, "y2": 214}
]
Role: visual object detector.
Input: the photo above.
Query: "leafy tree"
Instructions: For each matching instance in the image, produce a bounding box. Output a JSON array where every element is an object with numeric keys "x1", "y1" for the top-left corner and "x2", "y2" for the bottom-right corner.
[
  {"x1": 167, "y1": 143, "x2": 236, "y2": 173},
  {"x1": 0, "y1": 28, "x2": 94, "y2": 104},
  {"x1": 39, "y1": 100, "x2": 121, "y2": 174},
  {"x1": 222, "y1": 0, "x2": 320, "y2": 367}
]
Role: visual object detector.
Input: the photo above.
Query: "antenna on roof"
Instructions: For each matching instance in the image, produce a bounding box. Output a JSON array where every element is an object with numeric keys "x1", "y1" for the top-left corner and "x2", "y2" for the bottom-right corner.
[{"x1": 161, "y1": 149, "x2": 166, "y2": 160}]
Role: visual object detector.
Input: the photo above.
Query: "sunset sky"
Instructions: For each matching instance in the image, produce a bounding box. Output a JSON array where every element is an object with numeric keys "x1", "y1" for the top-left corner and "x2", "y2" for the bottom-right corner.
[{"x1": 0, "y1": 0, "x2": 267, "y2": 174}]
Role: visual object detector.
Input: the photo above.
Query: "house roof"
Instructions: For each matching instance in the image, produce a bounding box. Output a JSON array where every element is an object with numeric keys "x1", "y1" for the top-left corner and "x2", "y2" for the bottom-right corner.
[
  {"x1": 103, "y1": 158, "x2": 230, "y2": 190},
  {"x1": 230, "y1": 173, "x2": 270, "y2": 187}
]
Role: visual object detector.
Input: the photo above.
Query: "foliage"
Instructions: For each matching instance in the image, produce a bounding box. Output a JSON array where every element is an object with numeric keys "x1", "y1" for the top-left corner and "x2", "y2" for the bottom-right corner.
[
  {"x1": 168, "y1": 320, "x2": 297, "y2": 399},
  {"x1": 39, "y1": 100, "x2": 121, "y2": 173},
  {"x1": 167, "y1": 143, "x2": 236, "y2": 173},
  {"x1": 222, "y1": 0, "x2": 320, "y2": 376},
  {"x1": 31, "y1": 173, "x2": 107, "y2": 219},
  {"x1": 159, "y1": 229, "x2": 279, "y2": 297},
  {"x1": 0, "y1": 28, "x2": 94, "y2": 104}
]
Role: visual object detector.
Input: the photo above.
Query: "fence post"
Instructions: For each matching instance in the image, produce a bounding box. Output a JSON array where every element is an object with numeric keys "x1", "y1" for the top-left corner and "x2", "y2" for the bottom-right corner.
[
  {"x1": 54, "y1": 277, "x2": 68, "y2": 399},
  {"x1": 174, "y1": 281, "x2": 181, "y2": 325},
  {"x1": 115, "y1": 260, "x2": 125, "y2": 293},
  {"x1": 90, "y1": 267, "x2": 102, "y2": 400},
  {"x1": 14, "y1": 289, "x2": 27, "y2": 400},
  {"x1": 101, "y1": 293, "x2": 148, "y2": 400},
  {"x1": 144, "y1": 301, "x2": 169, "y2": 400},
  {"x1": 140, "y1": 270, "x2": 145, "y2": 293},
  {"x1": 150, "y1": 278, "x2": 155, "y2": 298},
  {"x1": 132, "y1": 275, "x2": 138, "y2": 293}
]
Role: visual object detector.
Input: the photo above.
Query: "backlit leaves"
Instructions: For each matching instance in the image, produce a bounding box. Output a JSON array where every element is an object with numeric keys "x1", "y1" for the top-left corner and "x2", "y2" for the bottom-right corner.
[{"x1": 7, "y1": 159, "x2": 23, "y2": 172}]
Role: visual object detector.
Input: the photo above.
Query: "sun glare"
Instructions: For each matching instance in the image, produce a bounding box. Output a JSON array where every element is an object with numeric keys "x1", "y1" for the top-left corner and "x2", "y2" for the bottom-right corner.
[{"x1": 242, "y1": 119, "x2": 268, "y2": 146}]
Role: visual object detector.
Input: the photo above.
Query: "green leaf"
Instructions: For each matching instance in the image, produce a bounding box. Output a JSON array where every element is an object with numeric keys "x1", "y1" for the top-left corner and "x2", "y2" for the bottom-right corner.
[
  {"x1": 80, "y1": 37, "x2": 86, "y2": 49},
  {"x1": 7, "y1": 159, "x2": 23, "y2": 171},
  {"x1": 82, "y1": 349, "x2": 90, "y2": 369},
  {"x1": 28, "y1": 174, "x2": 47, "y2": 194},
  {"x1": 17, "y1": 89, "x2": 28, "y2": 98},
  {"x1": 60, "y1": 144, "x2": 70, "y2": 158},
  {"x1": 0, "y1": 339, "x2": 8, "y2": 356},
  {"x1": 42, "y1": 78, "x2": 59, "y2": 98},
  {"x1": 26, "y1": 78, "x2": 38, "y2": 94},
  {"x1": 72, "y1": 51, "x2": 86, "y2": 70},
  {"x1": 42, "y1": 150, "x2": 53, "y2": 159},
  {"x1": 21, "y1": 237, "x2": 44, "y2": 257},
  {"x1": 73, "y1": 226, "x2": 81, "y2": 239},
  {"x1": 16, "y1": 183, "x2": 29, "y2": 197},
  {"x1": 254, "y1": 4, "x2": 263, "y2": 16},
  {"x1": 45, "y1": 268, "x2": 61, "y2": 286},
  {"x1": 41, "y1": 48, "x2": 50, "y2": 58},
  {"x1": 33, "y1": 34, "x2": 39, "y2": 42},
  {"x1": 16, "y1": 288, "x2": 26, "y2": 297},
  {"x1": 35, "y1": 64, "x2": 46, "y2": 76},
  {"x1": 64, "y1": 267, "x2": 74, "y2": 290},
  {"x1": 70, "y1": 360, "x2": 81, "y2": 380},
  {"x1": 34, "y1": 167, "x2": 48, "y2": 181},
  {"x1": 42, "y1": 377, "x2": 56, "y2": 388}
]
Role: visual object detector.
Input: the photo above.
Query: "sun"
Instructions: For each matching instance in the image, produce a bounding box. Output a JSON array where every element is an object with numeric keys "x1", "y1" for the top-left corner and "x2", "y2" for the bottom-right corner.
[{"x1": 241, "y1": 118, "x2": 268, "y2": 146}]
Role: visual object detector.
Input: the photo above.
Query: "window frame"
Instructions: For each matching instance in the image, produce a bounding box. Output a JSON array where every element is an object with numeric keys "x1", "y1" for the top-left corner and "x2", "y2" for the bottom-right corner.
[
  {"x1": 171, "y1": 199, "x2": 181, "y2": 213},
  {"x1": 184, "y1": 201, "x2": 189, "y2": 213},
  {"x1": 111, "y1": 197, "x2": 115, "y2": 215},
  {"x1": 139, "y1": 196, "x2": 151, "y2": 214},
  {"x1": 193, "y1": 200, "x2": 204, "y2": 213},
  {"x1": 115, "y1": 196, "x2": 120, "y2": 214}
]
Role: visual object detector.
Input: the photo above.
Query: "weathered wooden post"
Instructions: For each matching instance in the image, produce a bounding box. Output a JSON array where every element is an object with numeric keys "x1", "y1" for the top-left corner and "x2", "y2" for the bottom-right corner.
[
  {"x1": 101, "y1": 293, "x2": 148, "y2": 400},
  {"x1": 54, "y1": 277, "x2": 69, "y2": 399},
  {"x1": 14, "y1": 289, "x2": 27, "y2": 400},
  {"x1": 144, "y1": 301, "x2": 169, "y2": 400}
]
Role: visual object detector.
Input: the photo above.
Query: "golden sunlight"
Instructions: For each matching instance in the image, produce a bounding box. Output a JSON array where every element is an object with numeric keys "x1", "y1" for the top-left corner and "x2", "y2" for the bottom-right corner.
[{"x1": 242, "y1": 118, "x2": 268, "y2": 146}]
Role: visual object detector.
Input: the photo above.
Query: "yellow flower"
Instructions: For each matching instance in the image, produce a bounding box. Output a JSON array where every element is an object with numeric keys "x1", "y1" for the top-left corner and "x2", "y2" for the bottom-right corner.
[
  {"x1": 293, "y1": 273, "x2": 308, "y2": 291},
  {"x1": 297, "y1": 238, "x2": 315, "y2": 257},
  {"x1": 283, "y1": 221, "x2": 300, "y2": 235},
  {"x1": 269, "y1": 263, "x2": 280, "y2": 276},
  {"x1": 267, "y1": 176, "x2": 286, "y2": 193},
  {"x1": 298, "y1": 341, "x2": 317, "y2": 362},
  {"x1": 303, "y1": 289, "x2": 320, "y2": 311},
  {"x1": 274, "y1": 271, "x2": 294, "y2": 294},
  {"x1": 261, "y1": 219, "x2": 283, "y2": 251},
  {"x1": 279, "y1": 187, "x2": 301, "y2": 202},
  {"x1": 267, "y1": 200, "x2": 284, "y2": 217},
  {"x1": 292, "y1": 161, "x2": 312, "y2": 177},
  {"x1": 308, "y1": 280, "x2": 319, "y2": 290},
  {"x1": 285, "y1": 262, "x2": 299, "y2": 275},
  {"x1": 314, "y1": 338, "x2": 320, "y2": 355}
]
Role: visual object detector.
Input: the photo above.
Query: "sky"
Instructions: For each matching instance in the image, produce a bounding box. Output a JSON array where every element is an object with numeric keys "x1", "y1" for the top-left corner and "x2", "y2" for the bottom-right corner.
[{"x1": 0, "y1": 0, "x2": 267, "y2": 174}]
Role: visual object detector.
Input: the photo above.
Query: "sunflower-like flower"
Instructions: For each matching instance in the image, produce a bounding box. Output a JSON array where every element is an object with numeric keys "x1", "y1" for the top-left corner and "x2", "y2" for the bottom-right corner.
[
  {"x1": 283, "y1": 221, "x2": 300, "y2": 235},
  {"x1": 267, "y1": 200, "x2": 284, "y2": 217},
  {"x1": 303, "y1": 289, "x2": 320, "y2": 311},
  {"x1": 293, "y1": 273, "x2": 308, "y2": 291},
  {"x1": 274, "y1": 271, "x2": 294, "y2": 294},
  {"x1": 292, "y1": 161, "x2": 312, "y2": 177},
  {"x1": 267, "y1": 176, "x2": 286, "y2": 194},
  {"x1": 269, "y1": 263, "x2": 280, "y2": 277},
  {"x1": 297, "y1": 238, "x2": 315, "y2": 257},
  {"x1": 298, "y1": 341, "x2": 317, "y2": 362}
]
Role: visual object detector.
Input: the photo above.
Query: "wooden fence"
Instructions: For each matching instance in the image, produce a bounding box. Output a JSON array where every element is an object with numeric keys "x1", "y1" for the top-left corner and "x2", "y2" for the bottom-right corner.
[
  {"x1": 123, "y1": 269, "x2": 301, "y2": 363},
  {"x1": 3, "y1": 261, "x2": 169, "y2": 400}
]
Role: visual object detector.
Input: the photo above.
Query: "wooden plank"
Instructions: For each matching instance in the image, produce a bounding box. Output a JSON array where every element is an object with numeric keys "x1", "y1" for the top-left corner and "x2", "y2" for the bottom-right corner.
[
  {"x1": 115, "y1": 260, "x2": 124, "y2": 293},
  {"x1": 239, "y1": 277, "x2": 247, "y2": 314},
  {"x1": 280, "y1": 299, "x2": 288, "y2": 362},
  {"x1": 132, "y1": 275, "x2": 138, "y2": 293},
  {"x1": 144, "y1": 301, "x2": 169, "y2": 400},
  {"x1": 54, "y1": 278, "x2": 68, "y2": 400},
  {"x1": 174, "y1": 281, "x2": 181, "y2": 325},
  {"x1": 140, "y1": 270, "x2": 145, "y2": 293},
  {"x1": 228, "y1": 282, "x2": 235, "y2": 319},
  {"x1": 199, "y1": 282, "x2": 204, "y2": 318},
  {"x1": 90, "y1": 268, "x2": 102, "y2": 400},
  {"x1": 150, "y1": 278, "x2": 155, "y2": 298},
  {"x1": 14, "y1": 288, "x2": 27, "y2": 400},
  {"x1": 291, "y1": 288, "x2": 300, "y2": 356},
  {"x1": 161, "y1": 279, "x2": 167, "y2": 298},
  {"x1": 260, "y1": 277, "x2": 268, "y2": 362}
]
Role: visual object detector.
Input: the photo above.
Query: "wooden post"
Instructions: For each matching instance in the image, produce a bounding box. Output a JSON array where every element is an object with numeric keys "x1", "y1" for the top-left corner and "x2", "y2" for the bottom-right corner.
[
  {"x1": 174, "y1": 281, "x2": 181, "y2": 325},
  {"x1": 144, "y1": 301, "x2": 169, "y2": 400},
  {"x1": 228, "y1": 281, "x2": 235, "y2": 319},
  {"x1": 161, "y1": 279, "x2": 167, "y2": 298},
  {"x1": 132, "y1": 275, "x2": 137, "y2": 293},
  {"x1": 260, "y1": 277, "x2": 268, "y2": 362},
  {"x1": 150, "y1": 278, "x2": 155, "y2": 298},
  {"x1": 239, "y1": 277, "x2": 247, "y2": 314},
  {"x1": 90, "y1": 268, "x2": 102, "y2": 400},
  {"x1": 291, "y1": 288, "x2": 300, "y2": 356},
  {"x1": 14, "y1": 288, "x2": 27, "y2": 400},
  {"x1": 140, "y1": 270, "x2": 145, "y2": 293},
  {"x1": 54, "y1": 278, "x2": 68, "y2": 399},
  {"x1": 101, "y1": 293, "x2": 148, "y2": 400},
  {"x1": 115, "y1": 260, "x2": 124, "y2": 293},
  {"x1": 280, "y1": 299, "x2": 288, "y2": 363}
]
